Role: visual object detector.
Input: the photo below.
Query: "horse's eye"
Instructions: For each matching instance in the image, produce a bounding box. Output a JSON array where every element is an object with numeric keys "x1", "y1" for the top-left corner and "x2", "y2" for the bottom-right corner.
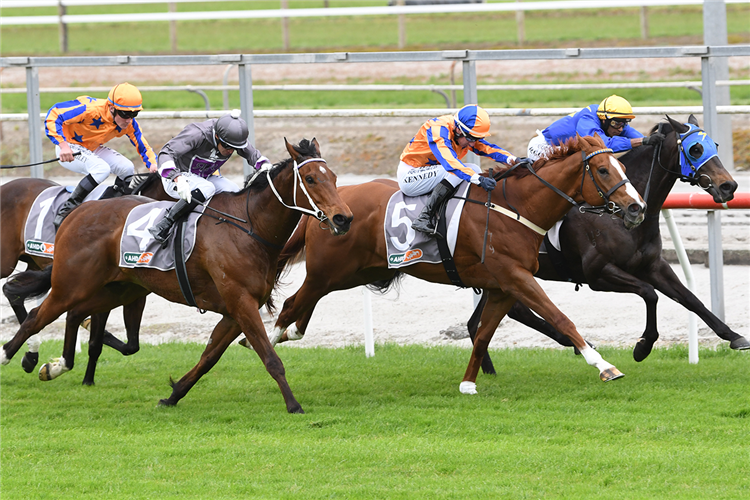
[
  {"x1": 689, "y1": 143, "x2": 703, "y2": 159},
  {"x1": 305, "y1": 175, "x2": 315, "y2": 184},
  {"x1": 598, "y1": 167, "x2": 609, "y2": 176}
]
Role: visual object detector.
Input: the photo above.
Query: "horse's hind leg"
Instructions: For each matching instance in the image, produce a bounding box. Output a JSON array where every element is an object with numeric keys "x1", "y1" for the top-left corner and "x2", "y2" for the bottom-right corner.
[{"x1": 159, "y1": 316, "x2": 243, "y2": 407}]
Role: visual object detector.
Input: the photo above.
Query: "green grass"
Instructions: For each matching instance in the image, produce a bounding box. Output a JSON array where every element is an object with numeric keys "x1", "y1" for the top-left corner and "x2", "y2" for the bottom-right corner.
[{"x1": 2, "y1": 342, "x2": 749, "y2": 498}]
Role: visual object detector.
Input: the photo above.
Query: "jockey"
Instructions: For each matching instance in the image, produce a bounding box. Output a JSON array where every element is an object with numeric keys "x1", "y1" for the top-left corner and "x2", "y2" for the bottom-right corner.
[
  {"x1": 526, "y1": 94, "x2": 664, "y2": 161},
  {"x1": 148, "y1": 109, "x2": 270, "y2": 244},
  {"x1": 398, "y1": 104, "x2": 520, "y2": 235},
  {"x1": 45, "y1": 82, "x2": 157, "y2": 229}
]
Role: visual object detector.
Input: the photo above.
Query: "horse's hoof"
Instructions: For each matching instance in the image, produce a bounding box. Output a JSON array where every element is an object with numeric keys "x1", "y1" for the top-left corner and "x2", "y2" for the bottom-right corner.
[
  {"x1": 238, "y1": 338, "x2": 254, "y2": 351},
  {"x1": 0, "y1": 347, "x2": 10, "y2": 366},
  {"x1": 730, "y1": 337, "x2": 750, "y2": 351},
  {"x1": 288, "y1": 406, "x2": 305, "y2": 414},
  {"x1": 39, "y1": 358, "x2": 69, "y2": 381},
  {"x1": 158, "y1": 398, "x2": 176, "y2": 407},
  {"x1": 82, "y1": 379, "x2": 94, "y2": 386},
  {"x1": 633, "y1": 338, "x2": 654, "y2": 362},
  {"x1": 21, "y1": 352, "x2": 39, "y2": 373},
  {"x1": 600, "y1": 367, "x2": 624, "y2": 382},
  {"x1": 459, "y1": 381, "x2": 478, "y2": 395}
]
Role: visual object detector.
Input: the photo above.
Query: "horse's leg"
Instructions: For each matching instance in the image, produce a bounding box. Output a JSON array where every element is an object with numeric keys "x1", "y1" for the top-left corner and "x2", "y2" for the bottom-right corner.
[
  {"x1": 507, "y1": 300, "x2": 576, "y2": 348},
  {"x1": 38, "y1": 308, "x2": 89, "y2": 381},
  {"x1": 466, "y1": 290, "x2": 496, "y2": 375},
  {"x1": 503, "y1": 267, "x2": 623, "y2": 382},
  {"x1": 0, "y1": 295, "x2": 72, "y2": 366},
  {"x1": 81, "y1": 311, "x2": 110, "y2": 386},
  {"x1": 102, "y1": 295, "x2": 146, "y2": 356},
  {"x1": 461, "y1": 290, "x2": 517, "y2": 394},
  {"x1": 584, "y1": 263, "x2": 662, "y2": 361},
  {"x1": 647, "y1": 259, "x2": 750, "y2": 350}
]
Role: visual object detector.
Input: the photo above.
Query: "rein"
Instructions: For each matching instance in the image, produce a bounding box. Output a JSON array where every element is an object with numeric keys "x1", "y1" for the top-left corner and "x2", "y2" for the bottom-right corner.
[{"x1": 266, "y1": 157, "x2": 329, "y2": 224}]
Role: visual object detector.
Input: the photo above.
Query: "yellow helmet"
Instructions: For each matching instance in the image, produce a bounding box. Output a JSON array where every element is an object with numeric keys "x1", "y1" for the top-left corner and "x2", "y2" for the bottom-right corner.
[
  {"x1": 107, "y1": 82, "x2": 143, "y2": 111},
  {"x1": 596, "y1": 95, "x2": 635, "y2": 120},
  {"x1": 454, "y1": 104, "x2": 492, "y2": 139}
]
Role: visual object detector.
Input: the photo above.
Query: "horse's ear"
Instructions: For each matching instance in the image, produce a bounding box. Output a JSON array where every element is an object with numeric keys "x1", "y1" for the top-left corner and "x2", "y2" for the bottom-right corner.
[
  {"x1": 666, "y1": 115, "x2": 688, "y2": 134},
  {"x1": 311, "y1": 137, "x2": 321, "y2": 157},
  {"x1": 687, "y1": 114, "x2": 699, "y2": 126},
  {"x1": 284, "y1": 137, "x2": 299, "y2": 161}
]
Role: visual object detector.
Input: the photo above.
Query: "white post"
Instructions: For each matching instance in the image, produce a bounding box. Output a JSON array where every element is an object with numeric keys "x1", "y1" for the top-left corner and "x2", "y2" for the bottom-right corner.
[
  {"x1": 516, "y1": 0, "x2": 525, "y2": 46},
  {"x1": 397, "y1": 0, "x2": 406, "y2": 49},
  {"x1": 662, "y1": 209, "x2": 699, "y2": 364},
  {"x1": 706, "y1": 210, "x2": 725, "y2": 321},
  {"x1": 169, "y1": 2, "x2": 178, "y2": 52},
  {"x1": 281, "y1": 0, "x2": 290, "y2": 51},
  {"x1": 362, "y1": 287, "x2": 375, "y2": 357}
]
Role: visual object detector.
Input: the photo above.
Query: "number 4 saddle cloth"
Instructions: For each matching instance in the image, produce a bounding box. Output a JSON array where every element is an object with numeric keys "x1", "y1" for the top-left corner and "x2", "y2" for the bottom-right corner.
[
  {"x1": 384, "y1": 182, "x2": 469, "y2": 269},
  {"x1": 23, "y1": 183, "x2": 115, "y2": 258},
  {"x1": 119, "y1": 201, "x2": 205, "y2": 271}
]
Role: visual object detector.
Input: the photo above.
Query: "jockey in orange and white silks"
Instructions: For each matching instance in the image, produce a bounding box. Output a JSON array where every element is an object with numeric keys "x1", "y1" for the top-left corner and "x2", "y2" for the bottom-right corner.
[
  {"x1": 398, "y1": 104, "x2": 521, "y2": 235},
  {"x1": 527, "y1": 95, "x2": 663, "y2": 161},
  {"x1": 45, "y1": 82, "x2": 157, "y2": 229}
]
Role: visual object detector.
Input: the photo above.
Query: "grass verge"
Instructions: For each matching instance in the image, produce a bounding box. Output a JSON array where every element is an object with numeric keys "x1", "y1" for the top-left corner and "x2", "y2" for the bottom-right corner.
[{"x1": 2, "y1": 341, "x2": 749, "y2": 499}]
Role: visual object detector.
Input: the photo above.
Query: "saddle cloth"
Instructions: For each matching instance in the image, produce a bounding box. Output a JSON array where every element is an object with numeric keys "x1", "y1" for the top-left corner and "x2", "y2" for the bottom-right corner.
[
  {"x1": 23, "y1": 183, "x2": 114, "y2": 258},
  {"x1": 119, "y1": 201, "x2": 205, "y2": 271},
  {"x1": 384, "y1": 182, "x2": 470, "y2": 269}
]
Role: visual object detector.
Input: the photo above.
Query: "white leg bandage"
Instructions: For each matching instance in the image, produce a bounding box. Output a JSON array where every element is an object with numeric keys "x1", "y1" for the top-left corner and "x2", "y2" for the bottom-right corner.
[
  {"x1": 580, "y1": 346, "x2": 615, "y2": 372},
  {"x1": 286, "y1": 324, "x2": 304, "y2": 341},
  {"x1": 459, "y1": 381, "x2": 477, "y2": 395}
]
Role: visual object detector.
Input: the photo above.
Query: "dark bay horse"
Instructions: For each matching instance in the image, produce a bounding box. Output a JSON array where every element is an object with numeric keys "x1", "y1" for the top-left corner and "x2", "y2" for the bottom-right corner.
[
  {"x1": 474, "y1": 115, "x2": 748, "y2": 365},
  {"x1": 0, "y1": 173, "x2": 170, "y2": 374},
  {"x1": 1, "y1": 138, "x2": 353, "y2": 413},
  {"x1": 270, "y1": 135, "x2": 646, "y2": 394}
]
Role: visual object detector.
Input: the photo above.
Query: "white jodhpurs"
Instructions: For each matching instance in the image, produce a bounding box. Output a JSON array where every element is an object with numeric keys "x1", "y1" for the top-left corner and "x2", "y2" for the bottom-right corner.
[
  {"x1": 160, "y1": 172, "x2": 240, "y2": 201},
  {"x1": 397, "y1": 161, "x2": 480, "y2": 197},
  {"x1": 527, "y1": 130, "x2": 554, "y2": 162},
  {"x1": 55, "y1": 143, "x2": 134, "y2": 185}
]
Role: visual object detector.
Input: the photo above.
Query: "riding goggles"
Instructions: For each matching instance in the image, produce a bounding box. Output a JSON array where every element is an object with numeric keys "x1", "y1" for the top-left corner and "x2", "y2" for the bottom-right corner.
[
  {"x1": 610, "y1": 118, "x2": 631, "y2": 129},
  {"x1": 116, "y1": 109, "x2": 139, "y2": 119},
  {"x1": 678, "y1": 123, "x2": 718, "y2": 178},
  {"x1": 458, "y1": 129, "x2": 481, "y2": 143}
]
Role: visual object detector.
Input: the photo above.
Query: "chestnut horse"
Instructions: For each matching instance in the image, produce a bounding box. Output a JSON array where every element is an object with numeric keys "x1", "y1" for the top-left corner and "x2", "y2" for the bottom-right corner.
[
  {"x1": 270, "y1": 135, "x2": 646, "y2": 394},
  {"x1": 0, "y1": 174, "x2": 170, "y2": 375},
  {"x1": 473, "y1": 115, "x2": 748, "y2": 367},
  {"x1": 1, "y1": 139, "x2": 353, "y2": 413}
]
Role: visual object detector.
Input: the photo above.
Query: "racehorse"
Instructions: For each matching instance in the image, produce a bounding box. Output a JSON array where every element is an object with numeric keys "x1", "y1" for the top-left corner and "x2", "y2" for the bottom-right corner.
[
  {"x1": 0, "y1": 173, "x2": 170, "y2": 376},
  {"x1": 470, "y1": 115, "x2": 748, "y2": 368},
  {"x1": 269, "y1": 134, "x2": 646, "y2": 395},
  {"x1": 1, "y1": 138, "x2": 353, "y2": 413}
]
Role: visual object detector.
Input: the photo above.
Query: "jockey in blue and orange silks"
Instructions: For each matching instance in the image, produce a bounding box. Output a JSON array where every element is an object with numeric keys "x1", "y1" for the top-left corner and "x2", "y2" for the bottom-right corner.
[
  {"x1": 45, "y1": 82, "x2": 157, "y2": 229},
  {"x1": 398, "y1": 104, "x2": 522, "y2": 235}
]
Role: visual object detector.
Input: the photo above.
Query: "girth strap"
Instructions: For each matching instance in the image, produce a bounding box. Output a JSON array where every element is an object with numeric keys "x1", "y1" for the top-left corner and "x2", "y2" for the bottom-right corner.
[
  {"x1": 174, "y1": 219, "x2": 204, "y2": 312},
  {"x1": 435, "y1": 201, "x2": 467, "y2": 288}
]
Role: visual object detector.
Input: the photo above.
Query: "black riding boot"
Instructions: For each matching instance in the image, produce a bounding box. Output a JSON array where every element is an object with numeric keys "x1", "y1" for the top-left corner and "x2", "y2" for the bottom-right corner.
[
  {"x1": 148, "y1": 189, "x2": 205, "y2": 244},
  {"x1": 411, "y1": 179, "x2": 455, "y2": 236},
  {"x1": 113, "y1": 175, "x2": 133, "y2": 196},
  {"x1": 53, "y1": 174, "x2": 99, "y2": 230}
]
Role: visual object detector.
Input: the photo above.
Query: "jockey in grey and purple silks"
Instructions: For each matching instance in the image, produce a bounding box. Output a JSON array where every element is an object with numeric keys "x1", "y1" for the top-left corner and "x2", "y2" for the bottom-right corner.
[{"x1": 148, "y1": 109, "x2": 270, "y2": 244}]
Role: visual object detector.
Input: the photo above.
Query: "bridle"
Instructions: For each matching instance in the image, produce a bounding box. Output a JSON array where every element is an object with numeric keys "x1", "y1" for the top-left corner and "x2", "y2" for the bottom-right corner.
[
  {"x1": 265, "y1": 157, "x2": 329, "y2": 224},
  {"x1": 499, "y1": 148, "x2": 629, "y2": 216}
]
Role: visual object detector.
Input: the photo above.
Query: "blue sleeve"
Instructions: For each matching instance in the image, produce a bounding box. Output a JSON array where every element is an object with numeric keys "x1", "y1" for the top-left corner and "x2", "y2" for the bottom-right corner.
[
  {"x1": 621, "y1": 125, "x2": 644, "y2": 140},
  {"x1": 575, "y1": 113, "x2": 633, "y2": 153}
]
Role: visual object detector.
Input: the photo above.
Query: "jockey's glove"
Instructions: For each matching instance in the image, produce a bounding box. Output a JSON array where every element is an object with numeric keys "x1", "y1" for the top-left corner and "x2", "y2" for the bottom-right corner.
[
  {"x1": 255, "y1": 156, "x2": 271, "y2": 171},
  {"x1": 475, "y1": 175, "x2": 497, "y2": 192},
  {"x1": 642, "y1": 133, "x2": 665, "y2": 147},
  {"x1": 175, "y1": 176, "x2": 192, "y2": 203}
]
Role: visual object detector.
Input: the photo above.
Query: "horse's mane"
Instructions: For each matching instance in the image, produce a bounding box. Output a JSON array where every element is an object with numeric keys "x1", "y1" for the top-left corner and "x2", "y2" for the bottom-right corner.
[
  {"x1": 243, "y1": 139, "x2": 320, "y2": 192},
  {"x1": 497, "y1": 135, "x2": 592, "y2": 180}
]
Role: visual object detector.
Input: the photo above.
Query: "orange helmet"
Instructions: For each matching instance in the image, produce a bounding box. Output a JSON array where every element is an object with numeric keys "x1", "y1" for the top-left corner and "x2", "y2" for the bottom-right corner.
[
  {"x1": 107, "y1": 82, "x2": 143, "y2": 111},
  {"x1": 454, "y1": 104, "x2": 491, "y2": 139}
]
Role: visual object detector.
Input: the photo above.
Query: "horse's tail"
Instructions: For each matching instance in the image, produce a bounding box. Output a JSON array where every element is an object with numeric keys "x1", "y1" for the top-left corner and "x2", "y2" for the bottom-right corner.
[
  {"x1": 276, "y1": 215, "x2": 309, "y2": 281},
  {"x1": 366, "y1": 271, "x2": 405, "y2": 295},
  {"x1": 3, "y1": 266, "x2": 53, "y2": 307}
]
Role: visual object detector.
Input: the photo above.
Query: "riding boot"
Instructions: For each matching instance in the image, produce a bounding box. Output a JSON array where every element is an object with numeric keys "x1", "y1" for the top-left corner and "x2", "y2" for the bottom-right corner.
[
  {"x1": 411, "y1": 179, "x2": 455, "y2": 236},
  {"x1": 53, "y1": 174, "x2": 99, "y2": 230},
  {"x1": 113, "y1": 175, "x2": 133, "y2": 196},
  {"x1": 148, "y1": 189, "x2": 205, "y2": 244}
]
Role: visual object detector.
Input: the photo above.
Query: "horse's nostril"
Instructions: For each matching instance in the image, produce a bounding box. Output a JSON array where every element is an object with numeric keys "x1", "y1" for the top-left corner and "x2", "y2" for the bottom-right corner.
[
  {"x1": 332, "y1": 214, "x2": 350, "y2": 228},
  {"x1": 628, "y1": 203, "x2": 644, "y2": 215},
  {"x1": 720, "y1": 181, "x2": 738, "y2": 195}
]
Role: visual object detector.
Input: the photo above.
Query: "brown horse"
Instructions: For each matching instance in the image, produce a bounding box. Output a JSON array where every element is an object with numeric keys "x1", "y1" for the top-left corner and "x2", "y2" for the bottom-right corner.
[
  {"x1": 269, "y1": 135, "x2": 646, "y2": 394},
  {"x1": 0, "y1": 173, "x2": 170, "y2": 375},
  {"x1": 1, "y1": 138, "x2": 353, "y2": 413}
]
